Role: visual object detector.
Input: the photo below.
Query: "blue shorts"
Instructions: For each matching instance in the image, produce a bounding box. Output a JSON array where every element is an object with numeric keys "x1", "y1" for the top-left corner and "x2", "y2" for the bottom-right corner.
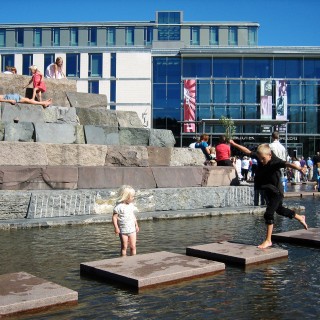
[{"x1": 3, "y1": 94, "x2": 21, "y2": 102}]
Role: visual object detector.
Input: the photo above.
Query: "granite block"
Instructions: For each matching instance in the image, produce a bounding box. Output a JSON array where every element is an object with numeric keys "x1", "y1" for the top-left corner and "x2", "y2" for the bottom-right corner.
[
  {"x1": 42, "y1": 166, "x2": 78, "y2": 189},
  {"x1": 0, "y1": 272, "x2": 78, "y2": 317},
  {"x1": 76, "y1": 107, "x2": 118, "y2": 126},
  {"x1": 67, "y1": 91, "x2": 108, "y2": 108},
  {"x1": 272, "y1": 228, "x2": 320, "y2": 247},
  {"x1": 105, "y1": 146, "x2": 149, "y2": 167},
  {"x1": 119, "y1": 127, "x2": 149, "y2": 146},
  {"x1": 152, "y1": 166, "x2": 203, "y2": 188},
  {"x1": 149, "y1": 128, "x2": 176, "y2": 147},
  {"x1": 34, "y1": 123, "x2": 78, "y2": 144},
  {"x1": 1, "y1": 103, "x2": 44, "y2": 123},
  {"x1": 147, "y1": 146, "x2": 171, "y2": 166},
  {"x1": 78, "y1": 167, "x2": 156, "y2": 189},
  {"x1": 116, "y1": 110, "x2": 143, "y2": 128},
  {"x1": 4, "y1": 122, "x2": 34, "y2": 142},
  {"x1": 80, "y1": 251, "x2": 225, "y2": 290},
  {"x1": 201, "y1": 166, "x2": 238, "y2": 186},
  {"x1": 186, "y1": 241, "x2": 288, "y2": 266},
  {"x1": 84, "y1": 125, "x2": 119, "y2": 145}
]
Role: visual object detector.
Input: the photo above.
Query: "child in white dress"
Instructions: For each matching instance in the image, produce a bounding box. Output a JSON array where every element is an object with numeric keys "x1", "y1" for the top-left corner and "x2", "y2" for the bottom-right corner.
[{"x1": 112, "y1": 185, "x2": 139, "y2": 256}]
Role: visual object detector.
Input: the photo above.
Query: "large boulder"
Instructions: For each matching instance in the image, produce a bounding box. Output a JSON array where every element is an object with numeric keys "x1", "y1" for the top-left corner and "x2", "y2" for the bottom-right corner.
[
  {"x1": 119, "y1": 127, "x2": 149, "y2": 146},
  {"x1": 147, "y1": 147, "x2": 171, "y2": 166},
  {"x1": 1, "y1": 103, "x2": 45, "y2": 123},
  {"x1": 34, "y1": 123, "x2": 79, "y2": 144},
  {"x1": 0, "y1": 122, "x2": 4, "y2": 140},
  {"x1": 4, "y1": 122, "x2": 34, "y2": 142},
  {"x1": 44, "y1": 144, "x2": 108, "y2": 166},
  {"x1": 201, "y1": 166, "x2": 238, "y2": 186},
  {"x1": 84, "y1": 125, "x2": 119, "y2": 145},
  {"x1": 169, "y1": 148, "x2": 204, "y2": 166},
  {"x1": 42, "y1": 106, "x2": 78, "y2": 125},
  {"x1": 67, "y1": 92, "x2": 108, "y2": 108},
  {"x1": 149, "y1": 128, "x2": 176, "y2": 147},
  {"x1": 116, "y1": 111, "x2": 143, "y2": 128},
  {"x1": 105, "y1": 146, "x2": 149, "y2": 167},
  {"x1": 76, "y1": 108, "x2": 118, "y2": 126}
]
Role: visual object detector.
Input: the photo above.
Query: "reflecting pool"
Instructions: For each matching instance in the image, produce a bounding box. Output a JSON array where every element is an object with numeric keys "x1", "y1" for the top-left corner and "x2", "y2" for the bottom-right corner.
[{"x1": 1, "y1": 198, "x2": 320, "y2": 319}]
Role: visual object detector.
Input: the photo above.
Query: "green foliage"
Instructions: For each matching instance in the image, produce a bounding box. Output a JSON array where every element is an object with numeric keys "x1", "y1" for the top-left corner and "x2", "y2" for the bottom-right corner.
[{"x1": 219, "y1": 116, "x2": 236, "y2": 141}]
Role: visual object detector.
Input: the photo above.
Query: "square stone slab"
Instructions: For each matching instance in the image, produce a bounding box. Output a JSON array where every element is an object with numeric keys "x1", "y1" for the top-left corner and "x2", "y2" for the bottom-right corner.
[
  {"x1": 0, "y1": 272, "x2": 78, "y2": 318},
  {"x1": 272, "y1": 228, "x2": 320, "y2": 247},
  {"x1": 80, "y1": 251, "x2": 225, "y2": 290},
  {"x1": 186, "y1": 241, "x2": 288, "y2": 266}
]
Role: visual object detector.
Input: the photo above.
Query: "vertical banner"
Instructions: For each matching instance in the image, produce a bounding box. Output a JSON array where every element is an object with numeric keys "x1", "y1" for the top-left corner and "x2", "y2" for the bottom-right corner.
[
  {"x1": 276, "y1": 80, "x2": 287, "y2": 120},
  {"x1": 260, "y1": 80, "x2": 273, "y2": 120},
  {"x1": 183, "y1": 79, "x2": 196, "y2": 133}
]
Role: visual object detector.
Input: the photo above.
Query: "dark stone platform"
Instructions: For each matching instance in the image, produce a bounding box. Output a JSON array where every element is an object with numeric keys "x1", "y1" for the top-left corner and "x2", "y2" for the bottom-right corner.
[
  {"x1": 272, "y1": 228, "x2": 320, "y2": 247},
  {"x1": 186, "y1": 241, "x2": 288, "y2": 266},
  {"x1": 0, "y1": 272, "x2": 78, "y2": 317},
  {"x1": 80, "y1": 251, "x2": 225, "y2": 290}
]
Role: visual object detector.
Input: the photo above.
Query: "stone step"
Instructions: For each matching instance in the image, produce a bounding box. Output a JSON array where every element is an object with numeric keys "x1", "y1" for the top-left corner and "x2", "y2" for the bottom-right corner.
[
  {"x1": 272, "y1": 228, "x2": 320, "y2": 247},
  {"x1": 0, "y1": 272, "x2": 77, "y2": 318},
  {"x1": 80, "y1": 251, "x2": 225, "y2": 290},
  {"x1": 186, "y1": 241, "x2": 288, "y2": 266}
]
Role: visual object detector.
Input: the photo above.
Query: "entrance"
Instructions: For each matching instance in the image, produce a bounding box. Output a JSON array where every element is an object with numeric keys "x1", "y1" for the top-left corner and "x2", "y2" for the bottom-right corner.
[{"x1": 287, "y1": 143, "x2": 303, "y2": 158}]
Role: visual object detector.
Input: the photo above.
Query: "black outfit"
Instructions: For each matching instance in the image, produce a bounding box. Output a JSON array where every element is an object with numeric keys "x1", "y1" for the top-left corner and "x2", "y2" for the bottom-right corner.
[
  {"x1": 251, "y1": 151, "x2": 295, "y2": 225},
  {"x1": 217, "y1": 159, "x2": 232, "y2": 166}
]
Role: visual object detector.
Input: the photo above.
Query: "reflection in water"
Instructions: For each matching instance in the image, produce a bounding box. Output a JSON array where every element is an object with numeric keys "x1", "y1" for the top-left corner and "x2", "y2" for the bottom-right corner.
[{"x1": 1, "y1": 198, "x2": 320, "y2": 319}]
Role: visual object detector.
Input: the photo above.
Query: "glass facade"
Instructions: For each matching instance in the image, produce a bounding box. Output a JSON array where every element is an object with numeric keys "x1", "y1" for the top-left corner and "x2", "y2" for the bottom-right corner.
[
  {"x1": 44, "y1": 54, "x2": 54, "y2": 71},
  {"x1": 228, "y1": 27, "x2": 238, "y2": 45},
  {"x1": 157, "y1": 11, "x2": 181, "y2": 41},
  {"x1": 144, "y1": 27, "x2": 153, "y2": 46},
  {"x1": 1, "y1": 54, "x2": 14, "y2": 72},
  {"x1": 209, "y1": 27, "x2": 218, "y2": 45},
  {"x1": 190, "y1": 27, "x2": 200, "y2": 45},
  {"x1": 88, "y1": 80, "x2": 99, "y2": 93},
  {"x1": 106, "y1": 27, "x2": 115, "y2": 46},
  {"x1": 153, "y1": 56, "x2": 320, "y2": 149}
]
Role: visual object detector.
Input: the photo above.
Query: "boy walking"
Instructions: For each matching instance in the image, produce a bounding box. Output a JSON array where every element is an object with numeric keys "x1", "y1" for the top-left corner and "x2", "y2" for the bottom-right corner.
[{"x1": 229, "y1": 140, "x2": 308, "y2": 249}]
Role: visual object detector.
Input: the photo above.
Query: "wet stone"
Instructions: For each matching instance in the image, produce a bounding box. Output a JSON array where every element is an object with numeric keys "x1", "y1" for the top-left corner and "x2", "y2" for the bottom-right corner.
[
  {"x1": 186, "y1": 241, "x2": 288, "y2": 266},
  {"x1": 272, "y1": 228, "x2": 320, "y2": 247},
  {"x1": 80, "y1": 251, "x2": 225, "y2": 290},
  {"x1": 0, "y1": 272, "x2": 78, "y2": 317}
]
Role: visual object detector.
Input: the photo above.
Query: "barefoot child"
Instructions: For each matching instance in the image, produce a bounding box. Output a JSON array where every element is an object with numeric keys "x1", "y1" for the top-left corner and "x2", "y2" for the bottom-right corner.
[
  {"x1": 229, "y1": 140, "x2": 308, "y2": 249},
  {"x1": 24, "y1": 65, "x2": 46, "y2": 102},
  {"x1": 112, "y1": 185, "x2": 139, "y2": 256}
]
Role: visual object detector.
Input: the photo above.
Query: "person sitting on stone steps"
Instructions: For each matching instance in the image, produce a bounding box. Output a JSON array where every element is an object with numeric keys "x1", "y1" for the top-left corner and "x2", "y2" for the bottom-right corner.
[
  {"x1": 229, "y1": 140, "x2": 308, "y2": 249},
  {"x1": 0, "y1": 93, "x2": 52, "y2": 108}
]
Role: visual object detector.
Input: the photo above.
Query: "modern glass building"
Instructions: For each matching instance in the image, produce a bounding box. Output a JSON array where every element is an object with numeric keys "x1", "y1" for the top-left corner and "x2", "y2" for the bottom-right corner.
[{"x1": 0, "y1": 11, "x2": 319, "y2": 155}]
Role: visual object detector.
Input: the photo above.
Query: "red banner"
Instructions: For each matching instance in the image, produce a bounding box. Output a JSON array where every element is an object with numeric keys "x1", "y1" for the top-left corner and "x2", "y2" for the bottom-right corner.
[{"x1": 183, "y1": 79, "x2": 196, "y2": 133}]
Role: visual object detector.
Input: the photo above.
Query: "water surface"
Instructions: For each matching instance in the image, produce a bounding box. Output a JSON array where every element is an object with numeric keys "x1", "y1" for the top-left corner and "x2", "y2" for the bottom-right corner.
[{"x1": 1, "y1": 198, "x2": 320, "y2": 319}]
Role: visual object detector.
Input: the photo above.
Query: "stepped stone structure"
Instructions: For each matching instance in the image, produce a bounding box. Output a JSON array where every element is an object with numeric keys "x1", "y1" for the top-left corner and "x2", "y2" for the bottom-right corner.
[{"x1": 0, "y1": 74, "x2": 253, "y2": 223}]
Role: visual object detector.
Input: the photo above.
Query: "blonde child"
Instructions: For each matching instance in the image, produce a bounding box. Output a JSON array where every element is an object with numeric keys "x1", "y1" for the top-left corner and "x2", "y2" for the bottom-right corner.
[
  {"x1": 24, "y1": 65, "x2": 46, "y2": 102},
  {"x1": 45, "y1": 57, "x2": 66, "y2": 79},
  {"x1": 112, "y1": 185, "x2": 139, "y2": 256},
  {"x1": 229, "y1": 140, "x2": 308, "y2": 249}
]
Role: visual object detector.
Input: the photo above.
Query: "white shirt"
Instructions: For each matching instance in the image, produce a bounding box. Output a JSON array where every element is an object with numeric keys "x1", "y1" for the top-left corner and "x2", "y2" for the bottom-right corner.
[
  {"x1": 113, "y1": 202, "x2": 137, "y2": 234},
  {"x1": 269, "y1": 140, "x2": 287, "y2": 161}
]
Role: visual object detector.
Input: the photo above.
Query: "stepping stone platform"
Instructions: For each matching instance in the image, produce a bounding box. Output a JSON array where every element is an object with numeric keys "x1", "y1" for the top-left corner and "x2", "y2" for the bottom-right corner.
[
  {"x1": 80, "y1": 251, "x2": 225, "y2": 290},
  {"x1": 186, "y1": 241, "x2": 288, "y2": 266},
  {"x1": 0, "y1": 272, "x2": 78, "y2": 318},
  {"x1": 272, "y1": 228, "x2": 320, "y2": 247}
]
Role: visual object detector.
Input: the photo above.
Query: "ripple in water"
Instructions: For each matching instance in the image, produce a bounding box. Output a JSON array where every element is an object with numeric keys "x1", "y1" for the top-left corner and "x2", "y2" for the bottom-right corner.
[{"x1": 1, "y1": 198, "x2": 320, "y2": 319}]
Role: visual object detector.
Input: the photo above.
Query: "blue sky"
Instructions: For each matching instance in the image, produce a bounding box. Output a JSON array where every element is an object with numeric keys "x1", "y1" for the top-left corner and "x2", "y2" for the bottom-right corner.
[{"x1": 3, "y1": 0, "x2": 320, "y2": 46}]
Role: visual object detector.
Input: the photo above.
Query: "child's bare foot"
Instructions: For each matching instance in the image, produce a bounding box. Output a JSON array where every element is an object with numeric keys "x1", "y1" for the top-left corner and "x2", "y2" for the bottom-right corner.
[
  {"x1": 297, "y1": 215, "x2": 308, "y2": 230},
  {"x1": 258, "y1": 240, "x2": 272, "y2": 249},
  {"x1": 42, "y1": 99, "x2": 52, "y2": 108}
]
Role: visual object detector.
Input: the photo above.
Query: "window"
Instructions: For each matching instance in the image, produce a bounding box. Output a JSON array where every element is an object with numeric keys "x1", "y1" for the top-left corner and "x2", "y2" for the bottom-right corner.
[
  {"x1": 0, "y1": 29, "x2": 5, "y2": 47},
  {"x1": 248, "y1": 27, "x2": 257, "y2": 45},
  {"x1": 66, "y1": 53, "x2": 80, "y2": 77},
  {"x1": 190, "y1": 27, "x2": 200, "y2": 45},
  {"x1": 16, "y1": 29, "x2": 24, "y2": 47},
  {"x1": 1, "y1": 54, "x2": 14, "y2": 72},
  {"x1": 144, "y1": 26, "x2": 153, "y2": 45},
  {"x1": 70, "y1": 28, "x2": 78, "y2": 46},
  {"x1": 88, "y1": 81, "x2": 99, "y2": 93},
  {"x1": 209, "y1": 27, "x2": 218, "y2": 45},
  {"x1": 304, "y1": 59, "x2": 320, "y2": 78},
  {"x1": 243, "y1": 58, "x2": 272, "y2": 78},
  {"x1": 110, "y1": 80, "x2": 116, "y2": 103},
  {"x1": 183, "y1": 58, "x2": 211, "y2": 77},
  {"x1": 111, "y1": 53, "x2": 116, "y2": 77},
  {"x1": 44, "y1": 54, "x2": 55, "y2": 71},
  {"x1": 89, "y1": 53, "x2": 102, "y2": 77},
  {"x1": 106, "y1": 27, "x2": 115, "y2": 46},
  {"x1": 125, "y1": 27, "x2": 134, "y2": 46},
  {"x1": 213, "y1": 58, "x2": 241, "y2": 77},
  {"x1": 22, "y1": 54, "x2": 33, "y2": 75},
  {"x1": 52, "y1": 28, "x2": 60, "y2": 46},
  {"x1": 274, "y1": 59, "x2": 303, "y2": 78},
  {"x1": 157, "y1": 11, "x2": 181, "y2": 41},
  {"x1": 33, "y1": 28, "x2": 42, "y2": 47},
  {"x1": 228, "y1": 27, "x2": 238, "y2": 45},
  {"x1": 88, "y1": 27, "x2": 97, "y2": 46}
]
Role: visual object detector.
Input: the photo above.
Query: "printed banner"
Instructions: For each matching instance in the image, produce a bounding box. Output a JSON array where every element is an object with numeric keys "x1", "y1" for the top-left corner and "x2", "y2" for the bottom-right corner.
[
  {"x1": 276, "y1": 80, "x2": 287, "y2": 120},
  {"x1": 183, "y1": 79, "x2": 196, "y2": 133},
  {"x1": 260, "y1": 80, "x2": 272, "y2": 120}
]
